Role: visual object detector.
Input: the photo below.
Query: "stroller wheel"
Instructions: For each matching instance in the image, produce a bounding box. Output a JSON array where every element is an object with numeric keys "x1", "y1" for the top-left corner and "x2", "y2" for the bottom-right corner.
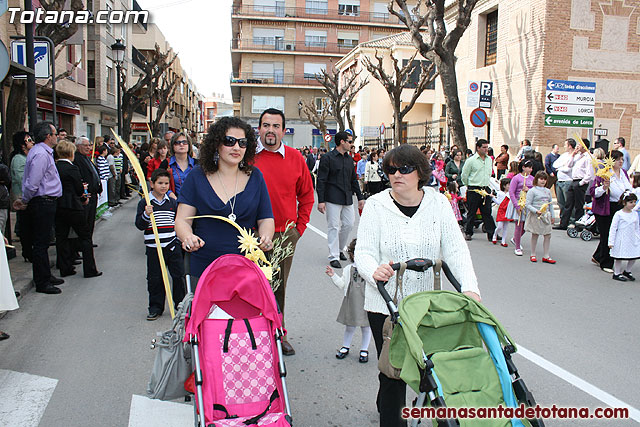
[
  {"x1": 481, "y1": 224, "x2": 487, "y2": 233},
  {"x1": 581, "y1": 230, "x2": 593, "y2": 241},
  {"x1": 567, "y1": 228, "x2": 579, "y2": 238}
]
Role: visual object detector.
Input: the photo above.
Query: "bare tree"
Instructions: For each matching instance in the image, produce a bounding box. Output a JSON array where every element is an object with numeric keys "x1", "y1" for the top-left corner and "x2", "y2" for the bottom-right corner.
[
  {"x1": 299, "y1": 98, "x2": 331, "y2": 148},
  {"x1": 316, "y1": 66, "x2": 368, "y2": 132},
  {"x1": 120, "y1": 45, "x2": 176, "y2": 141},
  {"x1": 3, "y1": 0, "x2": 84, "y2": 162},
  {"x1": 363, "y1": 50, "x2": 437, "y2": 146},
  {"x1": 389, "y1": 0, "x2": 478, "y2": 152},
  {"x1": 148, "y1": 72, "x2": 178, "y2": 137}
]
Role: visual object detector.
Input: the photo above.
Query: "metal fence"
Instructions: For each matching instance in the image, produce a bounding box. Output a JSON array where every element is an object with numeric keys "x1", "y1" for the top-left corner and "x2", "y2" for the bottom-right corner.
[{"x1": 362, "y1": 119, "x2": 448, "y2": 150}]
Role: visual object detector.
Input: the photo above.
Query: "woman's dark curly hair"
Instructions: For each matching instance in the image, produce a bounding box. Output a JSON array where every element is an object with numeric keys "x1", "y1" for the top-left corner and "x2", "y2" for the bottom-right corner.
[
  {"x1": 382, "y1": 144, "x2": 432, "y2": 188},
  {"x1": 200, "y1": 117, "x2": 257, "y2": 175}
]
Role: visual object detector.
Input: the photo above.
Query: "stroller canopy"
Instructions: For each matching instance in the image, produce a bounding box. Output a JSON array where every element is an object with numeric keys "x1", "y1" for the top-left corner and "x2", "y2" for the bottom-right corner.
[
  {"x1": 391, "y1": 291, "x2": 516, "y2": 392},
  {"x1": 185, "y1": 254, "x2": 282, "y2": 337}
]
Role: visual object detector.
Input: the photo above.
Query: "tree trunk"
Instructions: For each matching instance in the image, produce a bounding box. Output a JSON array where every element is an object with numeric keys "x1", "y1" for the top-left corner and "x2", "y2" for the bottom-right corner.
[
  {"x1": 437, "y1": 54, "x2": 467, "y2": 153},
  {"x1": 393, "y1": 105, "x2": 402, "y2": 147},
  {"x1": 3, "y1": 80, "x2": 28, "y2": 162}
]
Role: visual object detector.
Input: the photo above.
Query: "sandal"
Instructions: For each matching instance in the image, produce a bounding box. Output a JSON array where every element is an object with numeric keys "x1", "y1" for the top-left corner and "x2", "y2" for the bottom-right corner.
[
  {"x1": 335, "y1": 347, "x2": 349, "y2": 359},
  {"x1": 359, "y1": 350, "x2": 369, "y2": 363}
]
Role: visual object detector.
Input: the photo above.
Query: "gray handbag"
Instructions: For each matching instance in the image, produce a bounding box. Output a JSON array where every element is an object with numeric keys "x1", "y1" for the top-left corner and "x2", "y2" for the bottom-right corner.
[{"x1": 147, "y1": 293, "x2": 193, "y2": 400}]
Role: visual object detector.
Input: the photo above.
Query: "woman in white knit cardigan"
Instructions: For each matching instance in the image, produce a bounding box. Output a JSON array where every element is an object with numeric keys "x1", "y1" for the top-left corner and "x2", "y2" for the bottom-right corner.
[{"x1": 355, "y1": 144, "x2": 481, "y2": 427}]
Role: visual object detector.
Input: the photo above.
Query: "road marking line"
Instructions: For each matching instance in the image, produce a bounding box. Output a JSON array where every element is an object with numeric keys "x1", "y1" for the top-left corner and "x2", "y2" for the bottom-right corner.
[
  {"x1": 306, "y1": 223, "x2": 327, "y2": 239},
  {"x1": 306, "y1": 223, "x2": 640, "y2": 421},
  {"x1": 128, "y1": 394, "x2": 193, "y2": 427},
  {"x1": 516, "y1": 346, "x2": 640, "y2": 422},
  {"x1": 0, "y1": 369, "x2": 57, "y2": 426}
]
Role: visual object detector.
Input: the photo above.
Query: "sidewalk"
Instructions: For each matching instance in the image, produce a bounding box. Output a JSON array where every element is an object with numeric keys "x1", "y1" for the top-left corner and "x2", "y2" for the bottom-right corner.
[{"x1": 1, "y1": 199, "x2": 135, "y2": 319}]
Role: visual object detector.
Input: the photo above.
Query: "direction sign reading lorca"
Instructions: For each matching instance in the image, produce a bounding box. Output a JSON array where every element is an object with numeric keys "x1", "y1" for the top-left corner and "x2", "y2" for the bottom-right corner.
[{"x1": 544, "y1": 79, "x2": 596, "y2": 129}]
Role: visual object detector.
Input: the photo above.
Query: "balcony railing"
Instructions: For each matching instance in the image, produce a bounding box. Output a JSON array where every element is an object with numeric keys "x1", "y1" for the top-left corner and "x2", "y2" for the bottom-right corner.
[
  {"x1": 232, "y1": 3, "x2": 404, "y2": 25},
  {"x1": 231, "y1": 38, "x2": 356, "y2": 55},
  {"x1": 230, "y1": 73, "x2": 322, "y2": 87}
]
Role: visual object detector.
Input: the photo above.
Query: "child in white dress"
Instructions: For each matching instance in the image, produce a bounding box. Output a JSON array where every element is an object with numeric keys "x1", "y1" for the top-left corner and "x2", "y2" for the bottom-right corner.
[
  {"x1": 325, "y1": 239, "x2": 372, "y2": 363},
  {"x1": 608, "y1": 191, "x2": 640, "y2": 282}
]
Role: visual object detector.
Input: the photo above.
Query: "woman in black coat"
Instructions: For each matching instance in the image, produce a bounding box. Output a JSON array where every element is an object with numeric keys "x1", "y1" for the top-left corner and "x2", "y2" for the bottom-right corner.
[{"x1": 55, "y1": 141, "x2": 101, "y2": 278}]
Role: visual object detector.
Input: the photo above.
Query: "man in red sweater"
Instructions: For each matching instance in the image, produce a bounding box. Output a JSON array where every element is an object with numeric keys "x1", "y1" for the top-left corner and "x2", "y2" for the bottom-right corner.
[{"x1": 254, "y1": 108, "x2": 315, "y2": 356}]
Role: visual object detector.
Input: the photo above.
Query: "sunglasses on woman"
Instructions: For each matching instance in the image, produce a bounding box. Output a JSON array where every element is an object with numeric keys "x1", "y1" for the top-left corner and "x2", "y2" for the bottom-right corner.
[
  {"x1": 223, "y1": 135, "x2": 248, "y2": 148},
  {"x1": 387, "y1": 165, "x2": 416, "y2": 175},
  {"x1": 173, "y1": 140, "x2": 189, "y2": 146}
]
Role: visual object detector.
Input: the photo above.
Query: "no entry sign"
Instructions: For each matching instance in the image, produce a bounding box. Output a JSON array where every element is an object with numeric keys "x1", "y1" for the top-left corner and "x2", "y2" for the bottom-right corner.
[
  {"x1": 470, "y1": 108, "x2": 488, "y2": 128},
  {"x1": 323, "y1": 133, "x2": 332, "y2": 143}
]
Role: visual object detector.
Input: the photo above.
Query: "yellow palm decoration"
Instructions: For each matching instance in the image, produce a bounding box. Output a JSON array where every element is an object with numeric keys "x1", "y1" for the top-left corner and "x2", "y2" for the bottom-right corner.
[
  {"x1": 574, "y1": 132, "x2": 614, "y2": 180},
  {"x1": 111, "y1": 129, "x2": 176, "y2": 319},
  {"x1": 470, "y1": 188, "x2": 491, "y2": 198},
  {"x1": 538, "y1": 202, "x2": 550, "y2": 219},
  {"x1": 444, "y1": 191, "x2": 452, "y2": 201},
  {"x1": 187, "y1": 215, "x2": 274, "y2": 282}
]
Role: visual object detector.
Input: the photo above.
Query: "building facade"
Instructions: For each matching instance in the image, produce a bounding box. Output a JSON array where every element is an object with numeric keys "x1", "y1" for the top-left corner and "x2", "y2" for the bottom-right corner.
[
  {"x1": 338, "y1": 0, "x2": 640, "y2": 156},
  {"x1": 230, "y1": 0, "x2": 411, "y2": 147}
]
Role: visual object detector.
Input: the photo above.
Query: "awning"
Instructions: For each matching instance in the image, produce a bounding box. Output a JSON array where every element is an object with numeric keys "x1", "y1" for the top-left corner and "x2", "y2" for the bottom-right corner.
[{"x1": 36, "y1": 99, "x2": 80, "y2": 115}]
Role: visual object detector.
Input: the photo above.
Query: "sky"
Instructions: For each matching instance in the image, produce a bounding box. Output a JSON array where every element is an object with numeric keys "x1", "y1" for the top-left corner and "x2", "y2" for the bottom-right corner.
[{"x1": 137, "y1": 0, "x2": 233, "y2": 100}]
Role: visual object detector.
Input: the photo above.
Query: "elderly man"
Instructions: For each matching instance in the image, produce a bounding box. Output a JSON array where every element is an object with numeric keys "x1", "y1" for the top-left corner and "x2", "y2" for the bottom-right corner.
[
  {"x1": 14, "y1": 121, "x2": 64, "y2": 294},
  {"x1": 164, "y1": 131, "x2": 174, "y2": 146},
  {"x1": 74, "y1": 137, "x2": 103, "y2": 243},
  {"x1": 254, "y1": 108, "x2": 315, "y2": 356}
]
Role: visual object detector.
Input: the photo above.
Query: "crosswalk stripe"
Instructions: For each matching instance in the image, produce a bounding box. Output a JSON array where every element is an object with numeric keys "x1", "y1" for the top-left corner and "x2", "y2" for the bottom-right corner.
[
  {"x1": 128, "y1": 394, "x2": 193, "y2": 427},
  {"x1": 0, "y1": 369, "x2": 58, "y2": 426}
]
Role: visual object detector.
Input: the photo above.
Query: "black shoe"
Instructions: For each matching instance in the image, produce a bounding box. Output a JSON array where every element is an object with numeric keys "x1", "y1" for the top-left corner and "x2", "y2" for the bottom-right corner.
[
  {"x1": 72, "y1": 260, "x2": 82, "y2": 265},
  {"x1": 36, "y1": 285, "x2": 62, "y2": 294},
  {"x1": 359, "y1": 350, "x2": 369, "y2": 363},
  {"x1": 146, "y1": 311, "x2": 161, "y2": 321},
  {"x1": 339, "y1": 252, "x2": 347, "y2": 261},
  {"x1": 49, "y1": 276, "x2": 64, "y2": 285},
  {"x1": 464, "y1": 234, "x2": 472, "y2": 241},
  {"x1": 553, "y1": 225, "x2": 567, "y2": 230},
  {"x1": 92, "y1": 244, "x2": 98, "y2": 248},
  {"x1": 0, "y1": 331, "x2": 9, "y2": 340},
  {"x1": 612, "y1": 274, "x2": 628, "y2": 282},
  {"x1": 336, "y1": 347, "x2": 349, "y2": 359},
  {"x1": 85, "y1": 271, "x2": 103, "y2": 278},
  {"x1": 623, "y1": 271, "x2": 636, "y2": 281},
  {"x1": 282, "y1": 340, "x2": 296, "y2": 356},
  {"x1": 330, "y1": 260, "x2": 342, "y2": 269},
  {"x1": 60, "y1": 270, "x2": 76, "y2": 277}
]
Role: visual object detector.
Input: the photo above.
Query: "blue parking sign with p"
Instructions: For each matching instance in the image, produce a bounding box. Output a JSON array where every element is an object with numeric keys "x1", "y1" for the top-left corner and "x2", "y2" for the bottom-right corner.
[{"x1": 11, "y1": 41, "x2": 50, "y2": 79}]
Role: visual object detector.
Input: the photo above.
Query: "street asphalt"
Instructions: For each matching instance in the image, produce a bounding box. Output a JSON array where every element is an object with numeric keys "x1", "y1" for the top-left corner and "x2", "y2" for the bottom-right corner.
[{"x1": 0, "y1": 196, "x2": 638, "y2": 426}]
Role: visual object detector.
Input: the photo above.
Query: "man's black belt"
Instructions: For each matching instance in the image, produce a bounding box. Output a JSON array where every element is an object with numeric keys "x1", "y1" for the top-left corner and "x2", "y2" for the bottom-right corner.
[{"x1": 468, "y1": 185, "x2": 490, "y2": 190}]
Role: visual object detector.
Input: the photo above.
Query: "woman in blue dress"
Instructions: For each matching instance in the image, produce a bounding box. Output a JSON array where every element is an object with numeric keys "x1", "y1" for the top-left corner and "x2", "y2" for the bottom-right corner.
[{"x1": 175, "y1": 117, "x2": 275, "y2": 279}]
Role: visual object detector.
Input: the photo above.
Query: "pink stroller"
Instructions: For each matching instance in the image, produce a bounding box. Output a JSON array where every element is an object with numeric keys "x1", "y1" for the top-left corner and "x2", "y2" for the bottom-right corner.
[{"x1": 184, "y1": 254, "x2": 292, "y2": 427}]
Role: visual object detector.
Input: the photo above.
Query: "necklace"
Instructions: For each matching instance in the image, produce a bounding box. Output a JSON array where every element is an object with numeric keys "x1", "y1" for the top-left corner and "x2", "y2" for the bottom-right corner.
[{"x1": 217, "y1": 169, "x2": 239, "y2": 221}]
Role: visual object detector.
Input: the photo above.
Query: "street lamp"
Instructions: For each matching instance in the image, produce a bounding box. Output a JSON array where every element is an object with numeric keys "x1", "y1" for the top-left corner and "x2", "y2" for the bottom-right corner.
[{"x1": 110, "y1": 38, "x2": 126, "y2": 136}]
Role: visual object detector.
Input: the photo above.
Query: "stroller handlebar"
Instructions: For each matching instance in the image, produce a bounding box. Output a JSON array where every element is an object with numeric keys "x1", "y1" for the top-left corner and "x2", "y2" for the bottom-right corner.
[{"x1": 376, "y1": 258, "x2": 463, "y2": 319}]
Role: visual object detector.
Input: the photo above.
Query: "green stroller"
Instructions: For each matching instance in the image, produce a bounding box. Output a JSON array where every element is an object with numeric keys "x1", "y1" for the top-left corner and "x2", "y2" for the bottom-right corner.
[{"x1": 377, "y1": 258, "x2": 545, "y2": 427}]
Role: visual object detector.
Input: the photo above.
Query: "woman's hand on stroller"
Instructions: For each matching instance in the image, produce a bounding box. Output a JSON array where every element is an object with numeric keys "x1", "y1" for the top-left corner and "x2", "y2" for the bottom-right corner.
[
  {"x1": 373, "y1": 261, "x2": 395, "y2": 283},
  {"x1": 463, "y1": 291, "x2": 481, "y2": 303},
  {"x1": 182, "y1": 234, "x2": 205, "y2": 252}
]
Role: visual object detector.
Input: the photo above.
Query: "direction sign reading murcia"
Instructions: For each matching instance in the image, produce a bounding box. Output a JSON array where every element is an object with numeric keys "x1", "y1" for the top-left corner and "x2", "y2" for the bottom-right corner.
[{"x1": 544, "y1": 79, "x2": 596, "y2": 128}]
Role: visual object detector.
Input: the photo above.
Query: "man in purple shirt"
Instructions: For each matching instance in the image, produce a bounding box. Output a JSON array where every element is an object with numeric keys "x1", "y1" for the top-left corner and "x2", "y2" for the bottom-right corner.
[{"x1": 14, "y1": 121, "x2": 64, "y2": 294}]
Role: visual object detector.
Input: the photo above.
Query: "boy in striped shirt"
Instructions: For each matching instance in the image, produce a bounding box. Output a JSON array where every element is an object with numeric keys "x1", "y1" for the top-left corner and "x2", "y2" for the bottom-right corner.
[{"x1": 135, "y1": 168, "x2": 186, "y2": 320}]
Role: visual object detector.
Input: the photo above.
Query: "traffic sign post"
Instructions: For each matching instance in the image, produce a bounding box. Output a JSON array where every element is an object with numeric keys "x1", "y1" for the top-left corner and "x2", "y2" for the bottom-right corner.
[
  {"x1": 11, "y1": 40, "x2": 50, "y2": 79},
  {"x1": 544, "y1": 79, "x2": 596, "y2": 129},
  {"x1": 470, "y1": 108, "x2": 488, "y2": 128}
]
